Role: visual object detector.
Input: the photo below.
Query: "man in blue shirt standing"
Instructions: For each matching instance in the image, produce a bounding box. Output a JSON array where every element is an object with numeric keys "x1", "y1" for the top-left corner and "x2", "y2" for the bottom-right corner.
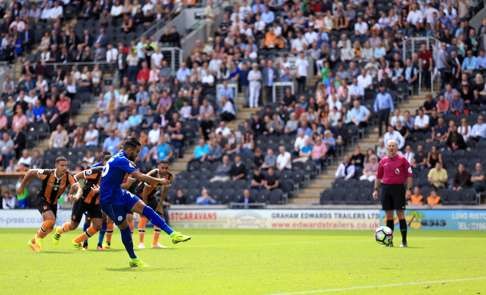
[
  {"x1": 100, "y1": 137, "x2": 190, "y2": 267},
  {"x1": 374, "y1": 85, "x2": 395, "y2": 136}
]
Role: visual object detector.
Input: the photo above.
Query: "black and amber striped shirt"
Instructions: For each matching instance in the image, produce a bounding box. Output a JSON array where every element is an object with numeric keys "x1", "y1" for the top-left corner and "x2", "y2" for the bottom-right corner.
[
  {"x1": 140, "y1": 170, "x2": 173, "y2": 201},
  {"x1": 38, "y1": 169, "x2": 76, "y2": 205},
  {"x1": 79, "y1": 167, "x2": 104, "y2": 205}
]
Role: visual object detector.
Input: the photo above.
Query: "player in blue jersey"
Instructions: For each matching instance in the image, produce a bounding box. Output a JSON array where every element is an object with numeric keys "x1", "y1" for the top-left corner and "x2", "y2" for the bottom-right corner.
[{"x1": 100, "y1": 137, "x2": 191, "y2": 267}]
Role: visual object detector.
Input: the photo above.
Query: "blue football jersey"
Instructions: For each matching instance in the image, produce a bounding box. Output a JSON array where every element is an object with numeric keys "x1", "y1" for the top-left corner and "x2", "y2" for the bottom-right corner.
[{"x1": 100, "y1": 151, "x2": 137, "y2": 204}]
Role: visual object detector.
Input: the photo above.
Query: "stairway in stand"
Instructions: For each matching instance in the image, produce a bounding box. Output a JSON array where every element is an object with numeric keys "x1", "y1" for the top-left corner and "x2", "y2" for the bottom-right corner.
[{"x1": 291, "y1": 94, "x2": 429, "y2": 205}]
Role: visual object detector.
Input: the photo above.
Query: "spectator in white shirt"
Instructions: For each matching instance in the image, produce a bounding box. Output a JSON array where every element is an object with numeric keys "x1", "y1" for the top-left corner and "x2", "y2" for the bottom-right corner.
[
  {"x1": 335, "y1": 155, "x2": 356, "y2": 180},
  {"x1": 357, "y1": 69, "x2": 373, "y2": 89},
  {"x1": 414, "y1": 108, "x2": 430, "y2": 132},
  {"x1": 406, "y1": 3, "x2": 424, "y2": 28},
  {"x1": 383, "y1": 125, "x2": 405, "y2": 149},
  {"x1": 276, "y1": 145, "x2": 292, "y2": 171},
  {"x1": 220, "y1": 97, "x2": 236, "y2": 122},
  {"x1": 215, "y1": 121, "x2": 231, "y2": 138},
  {"x1": 248, "y1": 63, "x2": 262, "y2": 108},
  {"x1": 84, "y1": 123, "x2": 99, "y2": 146},
  {"x1": 349, "y1": 78, "x2": 364, "y2": 99},
  {"x1": 106, "y1": 44, "x2": 118, "y2": 63},
  {"x1": 151, "y1": 48, "x2": 164, "y2": 69},
  {"x1": 148, "y1": 122, "x2": 161, "y2": 145},
  {"x1": 354, "y1": 17, "x2": 369, "y2": 37},
  {"x1": 293, "y1": 129, "x2": 307, "y2": 154},
  {"x1": 2, "y1": 189, "x2": 16, "y2": 209},
  {"x1": 470, "y1": 115, "x2": 486, "y2": 142},
  {"x1": 403, "y1": 145, "x2": 415, "y2": 164},
  {"x1": 389, "y1": 109, "x2": 405, "y2": 128}
]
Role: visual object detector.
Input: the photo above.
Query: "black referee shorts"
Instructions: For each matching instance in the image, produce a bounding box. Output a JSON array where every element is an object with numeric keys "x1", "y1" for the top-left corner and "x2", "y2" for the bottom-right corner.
[{"x1": 381, "y1": 184, "x2": 406, "y2": 211}]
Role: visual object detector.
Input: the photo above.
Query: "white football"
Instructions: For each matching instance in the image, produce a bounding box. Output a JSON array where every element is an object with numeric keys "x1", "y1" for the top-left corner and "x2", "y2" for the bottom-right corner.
[{"x1": 375, "y1": 226, "x2": 393, "y2": 246}]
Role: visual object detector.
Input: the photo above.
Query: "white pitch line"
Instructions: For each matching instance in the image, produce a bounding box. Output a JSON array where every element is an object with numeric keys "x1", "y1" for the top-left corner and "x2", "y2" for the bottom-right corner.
[{"x1": 268, "y1": 276, "x2": 486, "y2": 295}]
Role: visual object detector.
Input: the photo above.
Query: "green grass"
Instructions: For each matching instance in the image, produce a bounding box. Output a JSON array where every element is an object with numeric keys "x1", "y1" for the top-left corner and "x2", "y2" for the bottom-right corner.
[{"x1": 1, "y1": 229, "x2": 486, "y2": 295}]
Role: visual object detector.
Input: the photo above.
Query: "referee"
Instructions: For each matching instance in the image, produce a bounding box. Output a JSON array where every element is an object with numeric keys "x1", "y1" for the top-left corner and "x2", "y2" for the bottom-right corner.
[{"x1": 372, "y1": 139, "x2": 413, "y2": 247}]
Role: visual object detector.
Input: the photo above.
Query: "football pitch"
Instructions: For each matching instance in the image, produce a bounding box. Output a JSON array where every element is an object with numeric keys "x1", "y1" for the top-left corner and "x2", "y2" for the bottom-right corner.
[{"x1": 1, "y1": 229, "x2": 485, "y2": 295}]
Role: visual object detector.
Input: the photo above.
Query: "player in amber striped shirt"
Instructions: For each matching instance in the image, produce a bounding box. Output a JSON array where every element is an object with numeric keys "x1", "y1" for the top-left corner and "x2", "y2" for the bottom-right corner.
[{"x1": 16, "y1": 157, "x2": 77, "y2": 252}]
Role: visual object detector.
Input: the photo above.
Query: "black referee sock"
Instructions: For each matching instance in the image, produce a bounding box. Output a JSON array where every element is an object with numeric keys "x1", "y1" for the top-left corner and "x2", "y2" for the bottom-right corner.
[
  {"x1": 399, "y1": 219, "x2": 407, "y2": 244},
  {"x1": 386, "y1": 219, "x2": 394, "y2": 232}
]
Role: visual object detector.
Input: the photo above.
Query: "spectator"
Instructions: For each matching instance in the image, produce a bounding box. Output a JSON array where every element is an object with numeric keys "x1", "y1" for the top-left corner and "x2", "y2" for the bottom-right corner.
[
  {"x1": 83, "y1": 123, "x2": 99, "y2": 146},
  {"x1": 409, "y1": 186, "x2": 424, "y2": 206},
  {"x1": 446, "y1": 124, "x2": 467, "y2": 151},
  {"x1": 470, "y1": 115, "x2": 486, "y2": 142},
  {"x1": 350, "y1": 145, "x2": 365, "y2": 175},
  {"x1": 311, "y1": 134, "x2": 327, "y2": 168},
  {"x1": 248, "y1": 63, "x2": 262, "y2": 108},
  {"x1": 12, "y1": 105, "x2": 28, "y2": 133},
  {"x1": 229, "y1": 155, "x2": 247, "y2": 181},
  {"x1": 276, "y1": 145, "x2": 291, "y2": 171},
  {"x1": 1, "y1": 188, "x2": 15, "y2": 209},
  {"x1": 346, "y1": 99, "x2": 370, "y2": 128},
  {"x1": 335, "y1": 155, "x2": 356, "y2": 180},
  {"x1": 49, "y1": 124, "x2": 69, "y2": 149},
  {"x1": 262, "y1": 148, "x2": 276, "y2": 169},
  {"x1": 294, "y1": 137, "x2": 313, "y2": 163},
  {"x1": 426, "y1": 145, "x2": 443, "y2": 168},
  {"x1": 219, "y1": 96, "x2": 236, "y2": 122},
  {"x1": 374, "y1": 85, "x2": 394, "y2": 136},
  {"x1": 239, "y1": 189, "x2": 253, "y2": 208},
  {"x1": 414, "y1": 144, "x2": 427, "y2": 168},
  {"x1": 452, "y1": 163, "x2": 472, "y2": 191},
  {"x1": 360, "y1": 154, "x2": 378, "y2": 182},
  {"x1": 102, "y1": 130, "x2": 122, "y2": 155},
  {"x1": 210, "y1": 155, "x2": 232, "y2": 182},
  {"x1": 251, "y1": 168, "x2": 265, "y2": 190},
  {"x1": 173, "y1": 189, "x2": 187, "y2": 205},
  {"x1": 196, "y1": 188, "x2": 217, "y2": 205},
  {"x1": 193, "y1": 138, "x2": 210, "y2": 161},
  {"x1": 458, "y1": 118, "x2": 472, "y2": 142},
  {"x1": 426, "y1": 189, "x2": 441, "y2": 208},
  {"x1": 428, "y1": 162, "x2": 448, "y2": 189},
  {"x1": 383, "y1": 125, "x2": 405, "y2": 150},
  {"x1": 17, "y1": 149, "x2": 32, "y2": 170},
  {"x1": 471, "y1": 162, "x2": 485, "y2": 193},
  {"x1": 414, "y1": 108, "x2": 430, "y2": 134},
  {"x1": 150, "y1": 135, "x2": 173, "y2": 164},
  {"x1": 432, "y1": 117, "x2": 449, "y2": 142},
  {"x1": 263, "y1": 167, "x2": 279, "y2": 191}
]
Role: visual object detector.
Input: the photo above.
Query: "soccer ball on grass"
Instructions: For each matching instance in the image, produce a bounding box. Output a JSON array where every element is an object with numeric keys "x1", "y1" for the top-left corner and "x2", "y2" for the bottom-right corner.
[{"x1": 375, "y1": 226, "x2": 393, "y2": 246}]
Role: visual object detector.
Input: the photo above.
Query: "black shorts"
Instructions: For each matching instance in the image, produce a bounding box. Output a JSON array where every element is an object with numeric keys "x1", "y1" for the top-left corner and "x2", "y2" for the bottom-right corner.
[
  {"x1": 38, "y1": 197, "x2": 57, "y2": 217},
  {"x1": 71, "y1": 199, "x2": 103, "y2": 224},
  {"x1": 146, "y1": 197, "x2": 159, "y2": 211},
  {"x1": 381, "y1": 184, "x2": 406, "y2": 211}
]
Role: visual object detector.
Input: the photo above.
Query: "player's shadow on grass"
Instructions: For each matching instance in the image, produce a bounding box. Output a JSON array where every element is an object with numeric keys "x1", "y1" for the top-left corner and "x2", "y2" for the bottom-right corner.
[
  {"x1": 105, "y1": 267, "x2": 184, "y2": 272},
  {"x1": 40, "y1": 250, "x2": 74, "y2": 254}
]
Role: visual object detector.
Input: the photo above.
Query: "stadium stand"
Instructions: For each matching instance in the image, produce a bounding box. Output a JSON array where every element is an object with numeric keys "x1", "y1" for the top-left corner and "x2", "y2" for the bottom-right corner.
[{"x1": 1, "y1": 0, "x2": 486, "y2": 208}]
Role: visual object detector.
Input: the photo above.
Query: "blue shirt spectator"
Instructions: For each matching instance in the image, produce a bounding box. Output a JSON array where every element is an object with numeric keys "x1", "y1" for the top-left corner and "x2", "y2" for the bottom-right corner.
[
  {"x1": 462, "y1": 52, "x2": 477, "y2": 71},
  {"x1": 103, "y1": 133, "x2": 121, "y2": 154},
  {"x1": 374, "y1": 90, "x2": 395, "y2": 112},
  {"x1": 193, "y1": 138, "x2": 210, "y2": 160}
]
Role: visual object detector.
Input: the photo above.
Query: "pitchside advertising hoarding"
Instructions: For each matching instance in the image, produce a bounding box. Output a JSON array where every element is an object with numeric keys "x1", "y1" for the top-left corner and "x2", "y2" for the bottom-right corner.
[{"x1": 0, "y1": 209, "x2": 486, "y2": 230}]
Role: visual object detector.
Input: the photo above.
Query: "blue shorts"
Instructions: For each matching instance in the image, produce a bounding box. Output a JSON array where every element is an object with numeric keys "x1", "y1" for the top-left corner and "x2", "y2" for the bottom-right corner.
[{"x1": 100, "y1": 190, "x2": 140, "y2": 225}]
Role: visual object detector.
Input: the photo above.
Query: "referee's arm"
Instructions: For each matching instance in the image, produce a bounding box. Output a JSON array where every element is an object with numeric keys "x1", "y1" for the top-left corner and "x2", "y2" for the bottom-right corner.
[{"x1": 372, "y1": 161, "x2": 384, "y2": 200}]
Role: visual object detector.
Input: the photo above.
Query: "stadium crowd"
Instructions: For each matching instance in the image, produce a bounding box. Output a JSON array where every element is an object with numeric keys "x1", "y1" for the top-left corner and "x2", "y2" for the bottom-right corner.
[{"x1": 1, "y1": 0, "x2": 486, "y2": 208}]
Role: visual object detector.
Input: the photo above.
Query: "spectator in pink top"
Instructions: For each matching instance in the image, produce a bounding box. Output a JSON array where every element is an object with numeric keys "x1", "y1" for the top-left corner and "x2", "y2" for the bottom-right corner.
[
  {"x1": 12, "y1": 105, "x2": 28, "y2": 133},
  {"x1": 360, "y1": 155, "x2": 379, "y2": 182},
  {"x1": 56, "y1": 93, "x2": 71, "y2": 125},
  {"x1": 0, "y1": 108, "x2": 8, "y2": 131},
  {"x1": 311, "y1": 134, "x2": 328, "y2": 169}
]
